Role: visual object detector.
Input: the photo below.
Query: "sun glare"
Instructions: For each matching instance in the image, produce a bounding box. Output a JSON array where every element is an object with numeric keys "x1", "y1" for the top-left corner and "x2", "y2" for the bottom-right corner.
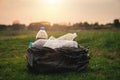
[{"x1": 47, "y1": 0, "x2": 62, "y2": 5}]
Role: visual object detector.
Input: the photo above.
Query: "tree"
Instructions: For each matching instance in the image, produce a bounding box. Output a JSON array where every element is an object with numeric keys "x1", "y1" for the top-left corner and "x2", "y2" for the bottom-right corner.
[
  {"x1": 113, "y1": 19, "x2": 120, "y2": 27},
  {"x1": 13, "y1": 20, "x2": 20, "y2": 25},
  {"x1": 83, "y1": 22, "x2": 90, "y2": 27},
  {"x1": 94, "y1": 22, "x2": 99, "y2": 26},
  {"x1": 11, "y1": 20, "x2": 26, "y2": 30},
  {"x1": 0, "y1": 25, "x2": 7, "y2": 30}
]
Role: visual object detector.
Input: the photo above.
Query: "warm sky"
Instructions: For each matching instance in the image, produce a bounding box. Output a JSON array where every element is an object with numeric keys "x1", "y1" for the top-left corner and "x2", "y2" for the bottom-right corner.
[{"x1": 0, "y1": 0, "x2": 120, "y2": 25}]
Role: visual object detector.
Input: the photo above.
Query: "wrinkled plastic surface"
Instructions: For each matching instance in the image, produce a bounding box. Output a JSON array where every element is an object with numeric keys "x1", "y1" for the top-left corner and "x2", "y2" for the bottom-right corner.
[
  {"x1": 43, "y1": 39, "x2": 78, "y2": 49},
  {"x1": 43, "y1": 33, "x2": 78, "y2": 49},
  {"x1": 32, "y1": 39, "x2": 47, "y2": 49},
  {"x1": 58, "y1": 33, "x2": 77, "y2": 41},
  {"x1": 26, "y1": 47, "x2": 90, "y2": 73}
]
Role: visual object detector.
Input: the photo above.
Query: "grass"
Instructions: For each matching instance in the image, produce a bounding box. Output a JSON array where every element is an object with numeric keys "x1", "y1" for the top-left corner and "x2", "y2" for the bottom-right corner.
[{"x1": 0, "y1": 30, "x2": 120, "y2": 80}]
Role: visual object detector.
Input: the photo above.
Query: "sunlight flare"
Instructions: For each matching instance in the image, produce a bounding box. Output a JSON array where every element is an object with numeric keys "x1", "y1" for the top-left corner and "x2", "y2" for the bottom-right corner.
[{"x1": 46, "y1": 0, "x2": 63, "y2": 5}]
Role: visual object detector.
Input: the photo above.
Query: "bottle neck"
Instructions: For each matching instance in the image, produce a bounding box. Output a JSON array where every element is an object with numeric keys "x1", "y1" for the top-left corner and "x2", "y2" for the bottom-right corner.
[{"x1": 40, "y1": 29, "x2": 45, "y2": 31}]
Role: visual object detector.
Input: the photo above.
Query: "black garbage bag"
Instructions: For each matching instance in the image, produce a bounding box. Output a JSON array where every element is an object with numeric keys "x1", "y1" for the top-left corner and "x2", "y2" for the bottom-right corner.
[{"x1": 26, "y1": 46, "x2": 90, "y2": 73}]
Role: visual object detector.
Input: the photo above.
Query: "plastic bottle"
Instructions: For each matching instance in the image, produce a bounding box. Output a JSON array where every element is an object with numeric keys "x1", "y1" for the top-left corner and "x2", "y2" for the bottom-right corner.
[{"x1": 36, "y1": 27, "x2": 48, "y2": 39}]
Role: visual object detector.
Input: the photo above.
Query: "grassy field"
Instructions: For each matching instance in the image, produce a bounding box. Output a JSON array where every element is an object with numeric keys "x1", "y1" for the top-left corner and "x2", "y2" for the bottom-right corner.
[{"x1": 0, "y1": 30, "x2": 120, "y2": 80}]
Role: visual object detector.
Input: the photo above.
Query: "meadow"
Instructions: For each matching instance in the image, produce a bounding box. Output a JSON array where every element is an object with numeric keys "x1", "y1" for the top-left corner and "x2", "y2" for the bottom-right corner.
[{"x1": 0, "y1": 30, "x2": 120, "y2": 80}]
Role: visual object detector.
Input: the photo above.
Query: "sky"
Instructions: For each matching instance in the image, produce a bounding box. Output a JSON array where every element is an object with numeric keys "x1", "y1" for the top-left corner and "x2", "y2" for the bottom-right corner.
[{"x1": 0, "y1": 0, "x2": 120, "y2": 25}]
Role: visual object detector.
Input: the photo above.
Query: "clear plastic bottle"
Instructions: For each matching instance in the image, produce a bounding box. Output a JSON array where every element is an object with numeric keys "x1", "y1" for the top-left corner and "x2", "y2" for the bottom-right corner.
[{"x1": 36, "y1": 27, "x2": 48, "y2": 39}]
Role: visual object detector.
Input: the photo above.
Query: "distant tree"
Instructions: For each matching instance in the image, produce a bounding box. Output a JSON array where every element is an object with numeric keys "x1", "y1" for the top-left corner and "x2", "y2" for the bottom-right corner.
[
  {"x1": 11, "y1": 24, "x2": 26, "y2": 30},
  {"x1": 113, "y1": 19, "x2": 120, "y2": 27},
  {"x1": 0, "y1": 24, "x2": 7, "y2": 30},
  {"x1": 94, "y1": 22, "x2": 99, "y2": 26},
  {"x1": 28, "y1": 21, "x2": 51, "y2": 31},
  {"x1": 10, "y1": 20, "x2": 26, "y2": 30},
  {"x1": 13, "y1": 20, "x2": 20, "y2": 25},
  {"x1": 83, "y1": 22, "x2": 90, "y2": 28},
  {"x1": 105, "y1": 23, "x2": 113, "y2": 28},
  {"x1": 74, "y1": 22, "x2": 83, "y2": 27},
  {"x1": 93, "y1": 22, "x2": 100, "y2": 29}
]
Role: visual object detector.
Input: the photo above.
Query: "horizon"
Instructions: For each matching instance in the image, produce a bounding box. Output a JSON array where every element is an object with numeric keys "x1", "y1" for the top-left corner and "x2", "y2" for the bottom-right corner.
[
  {"x1": 0, "y1": 20, "x2": 119, "y2": 26},
  {"x1": 0, "y1": 0, "x2": 120, "y2": 25}
]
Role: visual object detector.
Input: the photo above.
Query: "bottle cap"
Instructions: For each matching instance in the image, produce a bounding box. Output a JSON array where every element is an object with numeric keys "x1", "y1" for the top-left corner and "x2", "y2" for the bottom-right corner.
[
  {"x1": 29, "y1": 42, "x2": 32, "y2": 47},
  {"x1": 40, "y1": 27, "x2": 45, "y2": 30}
]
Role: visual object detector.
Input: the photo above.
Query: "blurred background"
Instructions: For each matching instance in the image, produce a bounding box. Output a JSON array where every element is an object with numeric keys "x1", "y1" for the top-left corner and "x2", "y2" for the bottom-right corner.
[{"x1": 0, "y1": 0, "x2": 120, "y2": 31}]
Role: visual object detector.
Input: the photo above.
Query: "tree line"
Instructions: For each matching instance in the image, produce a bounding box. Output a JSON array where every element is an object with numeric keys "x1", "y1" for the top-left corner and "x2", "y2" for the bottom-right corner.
[{"x1": 0, "y1": 19, "x2": 120, "y2": 31}]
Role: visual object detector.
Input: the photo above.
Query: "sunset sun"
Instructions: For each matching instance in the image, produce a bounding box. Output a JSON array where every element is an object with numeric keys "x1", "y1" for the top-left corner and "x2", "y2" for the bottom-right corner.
[{"x1": 46, "y1": 0, "x2": 62, "y2": 5}]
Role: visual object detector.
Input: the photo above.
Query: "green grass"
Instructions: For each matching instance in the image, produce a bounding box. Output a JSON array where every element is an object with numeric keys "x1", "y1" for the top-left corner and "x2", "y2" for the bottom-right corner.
[{"x1": 0, "y1": 30, "x2": 120, "y2": 80}]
